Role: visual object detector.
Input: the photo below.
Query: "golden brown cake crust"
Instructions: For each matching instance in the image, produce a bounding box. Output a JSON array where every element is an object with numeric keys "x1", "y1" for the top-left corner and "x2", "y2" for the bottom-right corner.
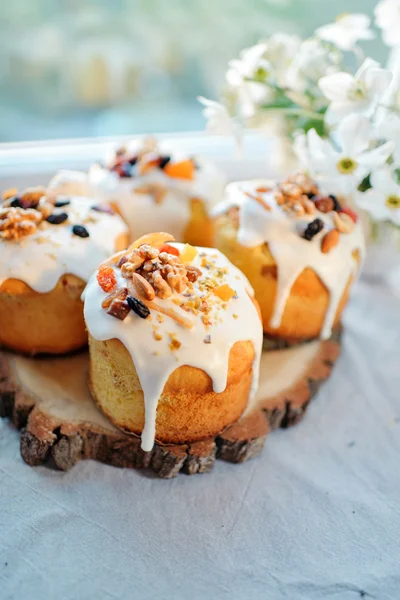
[
  {"x1": 0, "y1": 274, "x2": 87, "y2": 355},
  {"x1": 89, "y1": 335, "x2": 256, "y2": 446}
]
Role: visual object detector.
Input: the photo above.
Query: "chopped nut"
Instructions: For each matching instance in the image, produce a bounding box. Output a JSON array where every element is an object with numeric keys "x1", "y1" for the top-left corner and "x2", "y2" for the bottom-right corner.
[
  {"x1": 0, "y1": 207, "x2": 42, "y2": 240},
  {"x1": 314, "y1": 196, "x2": 335, "y2": 213},
  {"x1": 244, "y1": 191, "x2": 271, "y2": 211},
  {"x1": 332, "y1": 211, "x2": 355, "y2": 234},
  {"x1": 321, "y1": 229, "x2": 340, "y2": 253},
  {"x1": 131, "y1": 272, "x2": 156, "y2": 301},
  {"x1": 2, "y1": 188, "x2": 18, "y2": 201},
  {"x1": 128, "y1": 232, "x2": 175, "y2": 252}
]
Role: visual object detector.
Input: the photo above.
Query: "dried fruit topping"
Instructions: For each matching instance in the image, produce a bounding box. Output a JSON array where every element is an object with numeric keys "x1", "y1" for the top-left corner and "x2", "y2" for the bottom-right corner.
[
  {"x1": 255, "y1": 186, "x2": 271, "y2": 193},
  {"x1": 46, "y1": 212, "x2": 68, "y2": 225},
  {"x1": 321, "y1": 229, "x2": 340, "y2": 254},
  {"x1": 314, "y1": 196, "x2": 335, "y2": 213},
  {"x1": 213, "y1": 284, "x2": 236, "y2": 301},
  {"x1": 303, "y1": 218, "x2": 324, "y2": 241},
  {"x1": 55, "y1": 199, "x2": 71, "y2": 208},
  {"x1": 97, "y1": 265, "x2": 117, "y2": 293},
  {"x1": 163, "y1": 159, "x2": 195, "y2": 180},
  {"x1": 72, "y1": 225, "x2": 90, "y2": 238},
  {"x1": 107, "y1": 298, "x2": 131, "y2": 320},
  {"x1": 186, "y1": 265, "x2": 202, "y2": 283},
  {"x1": 92, "y1": 204, "x2": 115, "y2": 215},
  {"x1": 0, "y1": 207, "x2": 42, "y2": 240},
  {"x1": 158, "y1": 156, "x2": 171, "y2": 169},
  {"x1": 329, "y1": 194, "x2": 342, "y2": 212},
  {"x1": 179, "y1": 243, "x2": 197, "y2": 264},
  {"x1": 160, "y1": 243, "x2": 180, "y2": 256},
  {"x1": 127, "y1": 296, "x2": 151, "y2": 319},
  {"x1": 338, "y1": 206, "x2": 358, "y2": 223},
  {"x1": 101, "y1": 287, "x2": 128, "y2": 309}
]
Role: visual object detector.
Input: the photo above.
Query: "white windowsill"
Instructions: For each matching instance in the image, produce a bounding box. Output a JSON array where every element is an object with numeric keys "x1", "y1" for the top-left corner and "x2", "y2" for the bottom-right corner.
[{"x1": 0, "y1": 131, "x2": 276, "y2": 188}]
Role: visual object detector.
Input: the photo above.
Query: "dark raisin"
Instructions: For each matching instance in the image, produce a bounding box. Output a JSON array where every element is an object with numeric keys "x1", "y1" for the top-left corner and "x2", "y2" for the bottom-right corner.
[
  {"x1": 158, "y1": 155, "x2": 171, "y2": 169},
  {"x1": 46, "y1": 212, "x2": 68, "y2": 225},
  {"x1": 91, "y1": 204, "x2": 115, "y2": 215},
  {"x1": 120, "y1": 163, "x2": 133, "y2": 178},
  {"x1": 306, "y1": 192, "x2": 316, "y2": 199},
  {"x1": 72, "y1": 225, "x2": 90, "y2": 238},
  {"x1": 127, "y1": 296, "x2": 150, "y2": 319},
  {"x1": 55, "y1": 199, "x2": 71, "y2": 207},
  {"x1": 329, "y1": 194, "x2": 342, "y2": 211},
  {"x1": 128, "y1": 156, "x2": 138, "y2": 166},
  {"x1": 303, "y1": 218, "x2": 324, "y2": 241},
  {"x1": 10, "y1": 197, "x2": 22, "y2": 208}
]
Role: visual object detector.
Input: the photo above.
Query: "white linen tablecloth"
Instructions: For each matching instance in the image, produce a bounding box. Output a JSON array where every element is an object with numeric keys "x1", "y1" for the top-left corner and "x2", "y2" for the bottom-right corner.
[{"x1": 1, "y1": 277, "x2": 400, "y2": 600}]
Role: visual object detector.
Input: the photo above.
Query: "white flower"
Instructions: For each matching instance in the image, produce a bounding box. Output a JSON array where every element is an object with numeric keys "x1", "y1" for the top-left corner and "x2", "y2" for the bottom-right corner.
[
  {"x1": 316, "y1": 13, "x2": 375, "y2": 51},
  {"x1": 262, "y1": 33, "x2": 301, "y2": 86},
  {"x1": 375, "y1": 0, "x2": 400, "y2": 47},
  {"x1": 356, "y1": 166, "x2": 400, "y2": 225},
  {"x1": 226, "y1": 43, "x2": 271, "y2": 118},
  {"x1": 197, "y1": 97, "x2": 242, "y2": 145},
  {"x1": 226, "y1": 43, "x2": 270, "y2": 86},
  {"x1": 287, "y1": 39, "x2": 342, "y2": 92},
  {"x1": 319, "y1": 58, "x2": 392, "y2": 124},
  {"x1": 300, "y1": 114, "x2": 394, "y2": 195}
]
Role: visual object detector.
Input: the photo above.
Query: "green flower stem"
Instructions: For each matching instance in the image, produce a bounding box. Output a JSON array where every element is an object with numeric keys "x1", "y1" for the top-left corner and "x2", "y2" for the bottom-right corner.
[{"x1": 261, "y1": 106, "x2": 325, "y2": 121}]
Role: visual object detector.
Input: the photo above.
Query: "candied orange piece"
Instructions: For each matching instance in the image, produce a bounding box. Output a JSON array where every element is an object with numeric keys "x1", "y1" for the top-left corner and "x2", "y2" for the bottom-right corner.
[
  {"x1": 97, "y1": 265, "x2": 117, "y2": 293},
  {"x1": 160, "y1": 243, "x2": 180, "y2": 257},
  {"x1": 164, "y1": 159, "x2": 195, "y2": 180},
  {"x1": 213, "y1": 284, "x2": 236, "y2": 301},
  {"x1": 180, "y1": 243, "x2": 197, "y2": 264}
]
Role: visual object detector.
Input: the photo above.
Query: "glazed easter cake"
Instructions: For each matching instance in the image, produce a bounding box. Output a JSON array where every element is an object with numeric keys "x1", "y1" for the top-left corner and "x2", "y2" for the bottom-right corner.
[
  {"x1": 0, "y1": 186, "x2": 128, "y2": 355},
  {"x1": 83, "y1": 233, "x2": 263, "y2": 451},
  {"x1": 213, "y1": 173, "x2": 365, "y2": 344},
  {"x1": 49, "y1": 138, "x2": 226, "y2": 247}
]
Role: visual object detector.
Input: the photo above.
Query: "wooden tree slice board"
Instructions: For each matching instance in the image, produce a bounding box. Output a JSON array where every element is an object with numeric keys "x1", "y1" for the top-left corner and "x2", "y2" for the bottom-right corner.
[{"x1": 0, "y1": 328, "x2": 341, "y2": 478}]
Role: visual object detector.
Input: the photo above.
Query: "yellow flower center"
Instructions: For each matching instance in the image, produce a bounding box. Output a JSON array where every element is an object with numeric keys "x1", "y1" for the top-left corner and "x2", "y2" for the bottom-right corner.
[
  {"x1": 386, "y1": 195, "x2": 400, "y2": 209},
  {"x1": 337, "y1": 157, "x2": 357, "y2": 175},
  {"x1": 254, "y1": 66, "x2": 268, "y2": 82}
]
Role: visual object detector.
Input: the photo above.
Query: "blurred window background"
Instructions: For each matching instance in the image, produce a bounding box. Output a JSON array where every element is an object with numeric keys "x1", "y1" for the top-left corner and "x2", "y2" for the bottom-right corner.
[{"x1": 0, "y1": 0, "x2": 382, "y2": 142}]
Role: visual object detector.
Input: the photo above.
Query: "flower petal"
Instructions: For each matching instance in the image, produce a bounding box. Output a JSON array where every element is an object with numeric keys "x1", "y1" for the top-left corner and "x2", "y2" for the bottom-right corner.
[
  {"x1": 357, "y1": 141, "x2": 395, "y2": 169},
  {"x1": 336, "y1": 114, "x2": 371, "y2": 156},
  {"x1": 318, "y1": 72, "x2": 355, "y2": 102}
]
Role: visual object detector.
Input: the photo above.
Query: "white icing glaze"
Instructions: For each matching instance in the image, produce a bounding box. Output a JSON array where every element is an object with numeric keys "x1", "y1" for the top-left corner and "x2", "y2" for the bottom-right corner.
[
  {"x1": 48, "y1": 146, "x2": 226, "y2": 242},
  {"x1": 214, "y1": 180, "x2": 365, "y2": 340},
  {"x1": 83, "y1": 244, "x2": 263, "y2": 452},
  {"x1": 0, "y1": 196, "x2": 128, "y2": 293}
]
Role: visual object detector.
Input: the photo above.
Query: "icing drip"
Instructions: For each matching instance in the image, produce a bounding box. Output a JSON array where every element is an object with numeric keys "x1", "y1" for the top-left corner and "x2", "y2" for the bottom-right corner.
[
  {"x1": 83, "y1": 245, "x2": 262, "y2": 452},
  {"x1": 214, "y1": 180, "x2": 366, "y2": 340},
  {"x1": 48, "y1": 149, "x2": 226, "y2": 241},
  {"x1": 0, "y1": 196, "x2": 128, "y2": 293}
]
